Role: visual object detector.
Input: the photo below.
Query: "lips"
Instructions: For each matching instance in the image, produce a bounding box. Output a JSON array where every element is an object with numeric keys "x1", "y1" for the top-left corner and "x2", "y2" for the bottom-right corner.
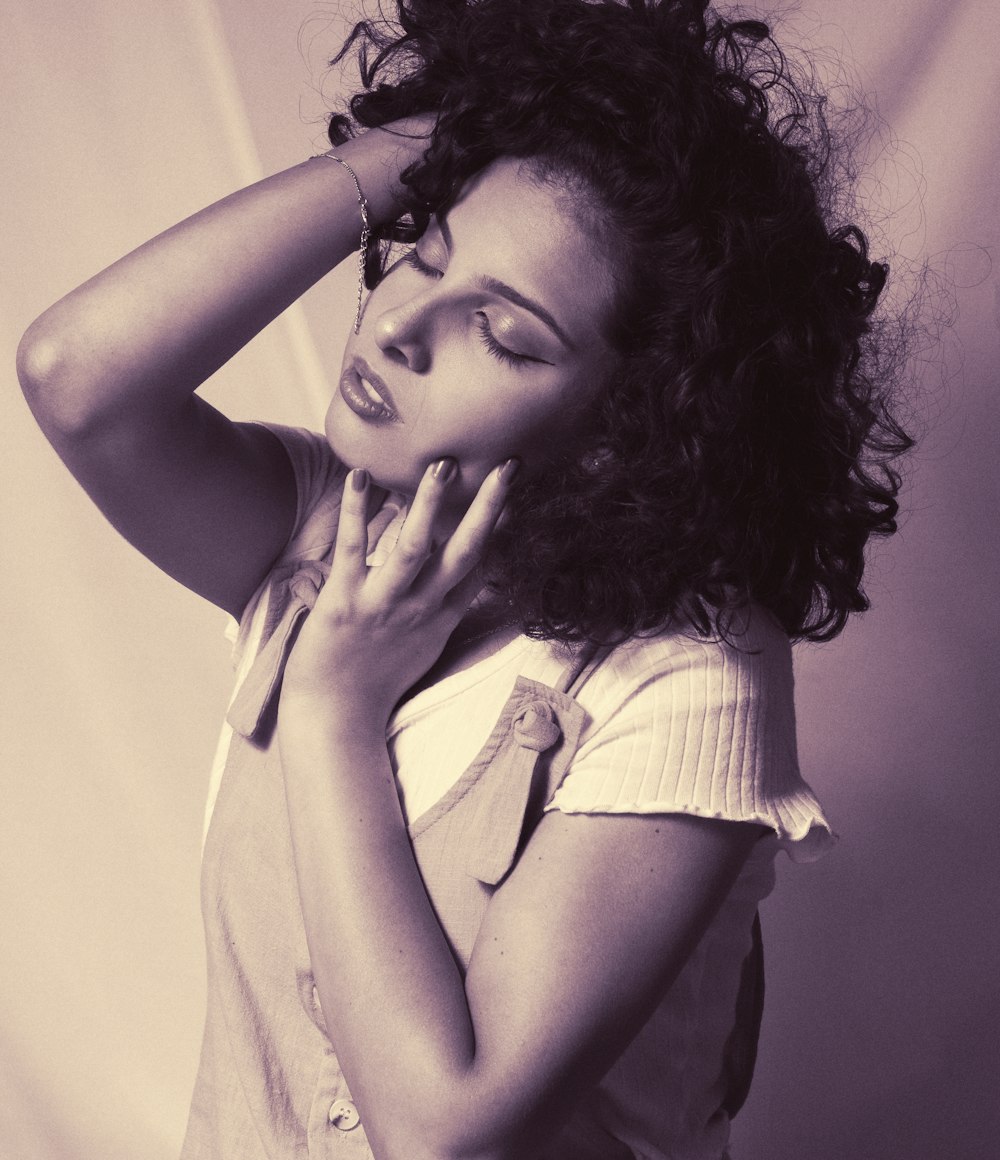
[{"x1": 339, "y1": 358, "x2": 400, "y2": 423}]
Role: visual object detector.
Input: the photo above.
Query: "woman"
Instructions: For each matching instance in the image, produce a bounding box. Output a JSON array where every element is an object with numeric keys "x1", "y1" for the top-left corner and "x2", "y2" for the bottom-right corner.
[{"x1": 17, "y1": 1, "x2": 911, "y2": 1157}]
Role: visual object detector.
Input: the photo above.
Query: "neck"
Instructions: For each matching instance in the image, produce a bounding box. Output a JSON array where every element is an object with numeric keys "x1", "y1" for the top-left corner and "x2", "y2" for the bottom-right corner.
[{"x1": 397, "y1": 604, "x2": 521, "y2": 707}]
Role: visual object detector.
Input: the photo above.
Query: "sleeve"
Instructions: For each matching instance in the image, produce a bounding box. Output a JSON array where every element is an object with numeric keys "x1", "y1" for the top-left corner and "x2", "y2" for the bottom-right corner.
[
  {"x1": 203, "y1": 425, "x2": 346, "y2": 840},
  {"x1": 224, "y1": 423, "x2": 348, "y2": 667},
  {"x1": 545, "y1": 618, "x2": 836, "y2": 862},
  {"x1": 254, "y1": 422, "x2": 349, "y2": 559}
]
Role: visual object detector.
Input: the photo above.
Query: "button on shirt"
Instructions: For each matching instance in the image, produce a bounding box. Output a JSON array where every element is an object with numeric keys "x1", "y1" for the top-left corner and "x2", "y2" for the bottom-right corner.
[{"x1": 328, "y1": 1100, "x2": 360, "y2": 1131}]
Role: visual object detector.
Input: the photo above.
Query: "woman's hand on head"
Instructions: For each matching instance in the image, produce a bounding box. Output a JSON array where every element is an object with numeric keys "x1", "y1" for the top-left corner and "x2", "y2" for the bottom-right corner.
[
  {"x1": 281, "y1": 457, "x2": 518, "y2": 733},
  {"x1": 334, "y1": 114, "x2": 437, "y2": 225}
]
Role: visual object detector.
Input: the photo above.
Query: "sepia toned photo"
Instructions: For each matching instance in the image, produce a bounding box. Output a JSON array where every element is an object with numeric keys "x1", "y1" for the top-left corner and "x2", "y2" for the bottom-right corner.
[{"x1": 3, "y1": 2, "x2": 996, "y2": 1158}]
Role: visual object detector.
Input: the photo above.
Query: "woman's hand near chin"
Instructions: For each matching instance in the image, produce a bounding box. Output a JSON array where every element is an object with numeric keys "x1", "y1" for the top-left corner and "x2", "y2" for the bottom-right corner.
[{"x1": 281, "y1": 454, "x2": 519, "y2": 736}]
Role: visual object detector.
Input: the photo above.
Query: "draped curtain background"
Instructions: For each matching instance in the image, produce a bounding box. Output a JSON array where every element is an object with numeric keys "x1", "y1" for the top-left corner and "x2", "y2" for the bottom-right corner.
[{"x1": 2, "y1": 2, "x2": 996, "y2": 1157}]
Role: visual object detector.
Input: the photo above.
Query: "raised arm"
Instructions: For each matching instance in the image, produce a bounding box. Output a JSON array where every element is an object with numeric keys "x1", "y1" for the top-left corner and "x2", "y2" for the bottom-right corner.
[{"x1": 16, "y1": 124, "x2": 428, "y2": 617}]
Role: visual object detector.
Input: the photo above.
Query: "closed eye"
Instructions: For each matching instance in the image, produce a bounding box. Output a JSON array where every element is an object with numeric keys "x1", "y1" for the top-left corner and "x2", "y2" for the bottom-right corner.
[
  {"x1": 404, "y1": 249, "x2": 443, "y2": 278},
  {"x1": 405, "y1": 247, "x2": 550, "y2": 368},
  {"x1": 475, "y1": 314, "x2": 536, "y2": 367}
]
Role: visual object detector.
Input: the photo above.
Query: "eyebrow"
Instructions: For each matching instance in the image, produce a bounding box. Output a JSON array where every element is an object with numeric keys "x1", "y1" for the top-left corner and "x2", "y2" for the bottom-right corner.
[{"x1": 438, "y1": 214, "x2": 575, "y2": 350}]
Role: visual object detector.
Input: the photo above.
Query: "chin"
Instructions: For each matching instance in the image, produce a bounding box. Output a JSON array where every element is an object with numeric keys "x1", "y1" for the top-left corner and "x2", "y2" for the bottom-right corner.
[{"x1": 333, "y1": 444, "x2": 420, "y2": 496}]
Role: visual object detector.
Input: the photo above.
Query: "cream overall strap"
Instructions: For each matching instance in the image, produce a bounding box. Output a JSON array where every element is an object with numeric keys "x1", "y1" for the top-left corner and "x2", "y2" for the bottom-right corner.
[{"x1": 556, "y1": 641, "x2": 612, "y2": 698}]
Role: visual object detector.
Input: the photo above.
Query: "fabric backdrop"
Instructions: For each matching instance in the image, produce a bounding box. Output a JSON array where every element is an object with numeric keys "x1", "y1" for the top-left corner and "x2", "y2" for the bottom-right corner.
[{"x1": 2, "y1": 2, "x2": 997, "y2": 1158}]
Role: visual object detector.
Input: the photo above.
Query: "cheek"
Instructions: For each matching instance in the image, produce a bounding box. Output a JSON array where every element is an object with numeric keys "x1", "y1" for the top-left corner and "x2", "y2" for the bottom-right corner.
[
  {"x1": 322, "y1": 396, "x2": 354, "y2": 463},
  {"x1": 427, "y1": 386, "x2": 568, "y2": 471},
  {"x1": 497, "y1": 371, "x2": 602, "y2": 464}
]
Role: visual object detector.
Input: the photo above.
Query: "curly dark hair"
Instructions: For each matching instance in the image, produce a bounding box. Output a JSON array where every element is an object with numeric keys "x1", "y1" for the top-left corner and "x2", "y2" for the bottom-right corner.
[{"x1": 328, "y1": 0, "x2": 914, "y2": 643}]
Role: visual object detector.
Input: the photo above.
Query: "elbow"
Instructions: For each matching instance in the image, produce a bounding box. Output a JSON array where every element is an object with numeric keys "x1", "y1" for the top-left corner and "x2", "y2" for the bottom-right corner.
[
  {"x1": 424, "y1": 1143, "x2": 523, "y2": 1160},
  {"x1": 360, "y1": 1060, "x2": 575, "y2": 1160},
  {"x1": 370, "y1": 1108, "x2": 546, "y2": 1160},
  {"x1": 17, "y1": 315, "x2": 105, "y2": 439},
  {"x1": 445, "y1": 1145, "x2": 535, "y2": 1160},
  {"x1": 375, "y1": 1141, "x2": 528, "y2": 1160},
  {"x1": 17, "y1": 318, "x2": 59, "y2": 396}
]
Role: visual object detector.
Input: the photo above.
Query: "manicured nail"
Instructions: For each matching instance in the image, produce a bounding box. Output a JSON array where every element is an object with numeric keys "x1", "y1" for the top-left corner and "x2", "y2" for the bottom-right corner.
[
  {"x1": 498, "y1": 458, "x2": 520, "y2": 484},
  {"x1": 351, "y1": 468, "x2": 369, "y2": 491},
  {"x1": 432, "y1": 458, "x2": 457, "y2": 483}
]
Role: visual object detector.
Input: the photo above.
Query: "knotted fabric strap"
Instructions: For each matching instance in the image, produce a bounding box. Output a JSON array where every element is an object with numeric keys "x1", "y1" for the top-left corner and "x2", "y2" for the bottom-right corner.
[
  {"x1": 512, "y1": 702, "x2": 563, "y2": 751},
  {"x1": 463, "y1": 688, "x2": 586, "y2": 887},
  {"x1": 227, "y1": 560, "x2": 330, "y2": 743}
]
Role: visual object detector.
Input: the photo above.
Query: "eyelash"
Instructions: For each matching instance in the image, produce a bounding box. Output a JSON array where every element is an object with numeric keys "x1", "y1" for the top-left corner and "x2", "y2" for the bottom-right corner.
[
  {"x1": 473, "y1": 314, "x2": 528, "y2": 367},
  {"x1": 403, "y1": 249, "x2": 532, "y2": 368}
]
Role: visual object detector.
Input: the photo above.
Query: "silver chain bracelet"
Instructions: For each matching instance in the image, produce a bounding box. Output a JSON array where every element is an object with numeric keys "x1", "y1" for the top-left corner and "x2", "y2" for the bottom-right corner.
[{"x1": 314, "y1": 153, "x2": 371, "y2": 333}]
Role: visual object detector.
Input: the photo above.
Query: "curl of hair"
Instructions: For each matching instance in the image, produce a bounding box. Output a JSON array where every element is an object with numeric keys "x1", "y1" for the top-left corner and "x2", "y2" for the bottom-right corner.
[{"x1": 329, "y1": 0, "x2": 914, "y2": 643}]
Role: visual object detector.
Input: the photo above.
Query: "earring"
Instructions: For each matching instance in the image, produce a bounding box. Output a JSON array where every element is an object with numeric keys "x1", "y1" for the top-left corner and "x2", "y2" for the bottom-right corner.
[{"x1": 582, "y1": 446, "x2": 613, "y2": 474}]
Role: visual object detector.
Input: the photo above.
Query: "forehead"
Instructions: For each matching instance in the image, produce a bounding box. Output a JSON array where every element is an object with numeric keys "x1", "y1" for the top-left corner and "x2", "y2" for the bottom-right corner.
[{"x1": 445, "y1": 157, "x2": 618, "y2": 344}]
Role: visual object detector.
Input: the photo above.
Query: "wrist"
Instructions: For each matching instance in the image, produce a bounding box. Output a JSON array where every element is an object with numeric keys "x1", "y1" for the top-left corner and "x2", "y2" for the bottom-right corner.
[
  {"x1": 279, "y1": 685, "x2": 390, "y2": 750},
  {"x1": 332, "y1": 119, "x2": 433, "y2": 226}
]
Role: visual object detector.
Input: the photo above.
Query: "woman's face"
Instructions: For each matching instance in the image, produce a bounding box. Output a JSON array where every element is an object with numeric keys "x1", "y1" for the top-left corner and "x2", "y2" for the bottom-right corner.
[{"x1": 326, "y1": 157, "x2": 619, "y2": 505}]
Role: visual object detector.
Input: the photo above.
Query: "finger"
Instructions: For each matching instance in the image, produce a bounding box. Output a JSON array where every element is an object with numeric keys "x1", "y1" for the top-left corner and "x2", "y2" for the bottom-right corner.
[
  {"x1": 442, "y1": 564, "x2": 491, "y2": 618},
  {"x1": 375, "y1": 457, "x2": 457, "y2": 595},
  {"x1": 328, "y1": 468, "x2": 371, "y2": 594},
  {"x1": 434, "y1": 457, "x2": 518, "y2": 590}
]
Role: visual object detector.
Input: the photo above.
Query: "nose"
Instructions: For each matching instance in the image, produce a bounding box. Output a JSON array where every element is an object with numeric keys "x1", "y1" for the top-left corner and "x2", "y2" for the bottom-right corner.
[{"x1": 372, "y1": 295, "x2": 432, "y2": 373}]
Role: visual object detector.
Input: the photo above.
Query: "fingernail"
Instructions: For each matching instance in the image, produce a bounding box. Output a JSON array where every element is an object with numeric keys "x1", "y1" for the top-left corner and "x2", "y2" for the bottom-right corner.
[
  {"x1": 498, "y1": 458, "x2": 520, "y2": 484},
  {"x1": 351, "y1": 468, "x2": 369, "y2": 491},
  {"x1": 432, "y1": 458, "x2": 457, "y2": 483}
]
